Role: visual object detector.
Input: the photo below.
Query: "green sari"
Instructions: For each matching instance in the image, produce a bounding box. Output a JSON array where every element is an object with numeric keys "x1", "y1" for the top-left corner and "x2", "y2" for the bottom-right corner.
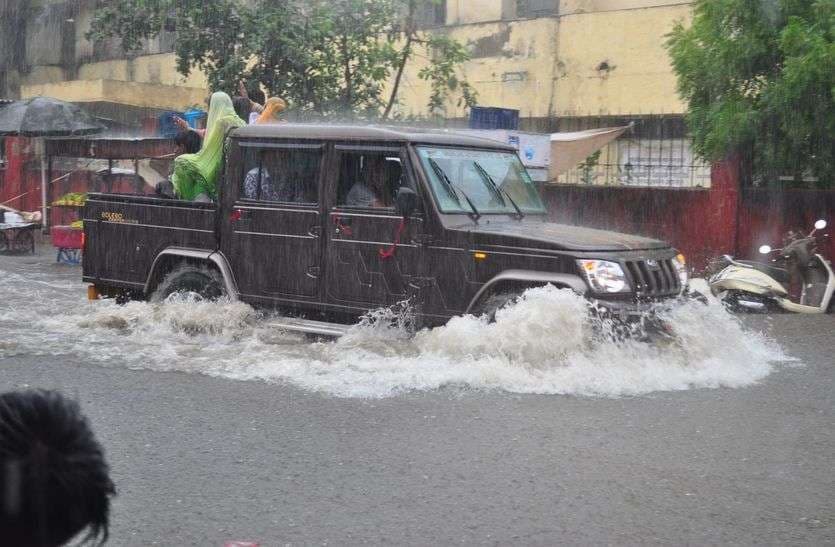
[{"x1": 172, "y1": 92, "x2": 245, "y2": 201}]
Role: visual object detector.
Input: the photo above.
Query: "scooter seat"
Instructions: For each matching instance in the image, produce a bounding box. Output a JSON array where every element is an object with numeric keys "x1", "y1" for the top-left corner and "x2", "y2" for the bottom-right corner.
[{"x1": 735, "y1": 260, "x2": 790, "y2": 285}]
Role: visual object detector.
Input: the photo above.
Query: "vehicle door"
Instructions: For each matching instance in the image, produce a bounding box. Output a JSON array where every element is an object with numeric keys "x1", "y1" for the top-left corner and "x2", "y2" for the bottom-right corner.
[
  {"x1": 225, "y1": 141, "x2": 324, "y2": 300},
  {"x1": 325, "y1": 145, "x2": 425, "y2": 308}
]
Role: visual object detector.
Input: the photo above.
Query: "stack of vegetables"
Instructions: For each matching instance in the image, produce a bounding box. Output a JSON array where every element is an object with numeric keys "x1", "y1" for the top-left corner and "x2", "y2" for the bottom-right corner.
[{"x1": 52, "y1": 192, "x2": 87, "y2": 207}]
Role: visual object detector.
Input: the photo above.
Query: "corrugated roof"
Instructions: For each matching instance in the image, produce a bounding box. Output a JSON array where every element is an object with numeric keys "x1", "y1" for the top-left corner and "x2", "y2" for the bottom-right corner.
[{"x1": 233, "y1": 123, "x2": 515, "y2": 150}]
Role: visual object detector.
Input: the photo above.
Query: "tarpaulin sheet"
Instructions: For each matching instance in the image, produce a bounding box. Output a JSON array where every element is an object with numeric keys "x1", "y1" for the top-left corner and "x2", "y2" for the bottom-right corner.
[{"x1": 549, "y1": 126, "x2": 630, "y2": 179}]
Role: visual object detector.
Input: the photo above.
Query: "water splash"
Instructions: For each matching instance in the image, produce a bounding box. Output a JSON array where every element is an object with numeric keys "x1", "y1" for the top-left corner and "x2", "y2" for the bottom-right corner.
[{"x1": 0, "y1": 259, "x2": 789, "y2": 399}]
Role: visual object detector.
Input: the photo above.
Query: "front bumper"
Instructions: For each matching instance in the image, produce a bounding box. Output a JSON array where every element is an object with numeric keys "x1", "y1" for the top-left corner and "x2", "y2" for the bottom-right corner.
[{"x1": 588, "y1": 286, "x2": 703, "y2": 324}]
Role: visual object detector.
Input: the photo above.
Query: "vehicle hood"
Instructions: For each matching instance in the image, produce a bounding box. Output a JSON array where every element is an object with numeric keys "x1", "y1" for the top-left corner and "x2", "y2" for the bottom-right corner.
[{"x1": 462, "y1": 219, "x2": 670, "y2": 252}]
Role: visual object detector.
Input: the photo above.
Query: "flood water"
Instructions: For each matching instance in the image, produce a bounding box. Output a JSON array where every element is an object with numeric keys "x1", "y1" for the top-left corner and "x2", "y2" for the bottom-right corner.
[{"x1": 0, "y1": 251, "x2": 791, "y2": 399}]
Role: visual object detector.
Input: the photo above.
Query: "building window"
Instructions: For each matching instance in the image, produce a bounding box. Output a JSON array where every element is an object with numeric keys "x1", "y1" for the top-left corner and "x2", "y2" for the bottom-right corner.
[
  {"x1": 517, "y1": 0, "x2": 558, "y2": 18},
  {"x1": 415, "y1": 0, "x2": 447, "y2": 28}
]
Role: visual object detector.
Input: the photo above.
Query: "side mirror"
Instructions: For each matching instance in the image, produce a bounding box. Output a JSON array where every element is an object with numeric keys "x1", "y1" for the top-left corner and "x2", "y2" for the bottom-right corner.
[
  {"x1": 814, "y1": 219, "x2": 827, "y2": 230},
  {"x1": 394, "y1": 187, "x2": 418, "y2": 219},
  {"x1": 759, "y1": 245, "x2": 772, "y2": 255}
]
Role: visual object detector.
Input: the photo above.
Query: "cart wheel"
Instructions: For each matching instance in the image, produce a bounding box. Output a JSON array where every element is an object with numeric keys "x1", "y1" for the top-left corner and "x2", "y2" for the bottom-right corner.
[{"x1": 11, "y1": 230, "x2": 34, "y2": 254}]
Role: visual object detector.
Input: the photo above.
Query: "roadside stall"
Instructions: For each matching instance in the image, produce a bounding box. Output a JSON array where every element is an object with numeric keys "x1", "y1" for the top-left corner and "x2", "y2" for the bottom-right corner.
[
  {"x1": 44, "y1": 136, "x2": 179, "y2": 264},
  {"x1": 0, "y1": 206, "x2": 41, "y2": 255}
]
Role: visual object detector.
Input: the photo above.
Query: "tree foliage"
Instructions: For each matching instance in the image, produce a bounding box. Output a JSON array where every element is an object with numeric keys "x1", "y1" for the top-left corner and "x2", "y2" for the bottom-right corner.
[
  {"x1": 87, "y1": 0, "x2": 477, "y2": 120},
  {"x1": 666, "y1": 0, "x2": 835, "y2": 184}
]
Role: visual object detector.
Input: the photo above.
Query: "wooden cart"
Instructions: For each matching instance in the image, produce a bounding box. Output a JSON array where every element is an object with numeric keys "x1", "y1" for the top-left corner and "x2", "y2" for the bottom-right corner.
[{"x1": 0, "y1": 222, "x2": 39, "y2": 254}]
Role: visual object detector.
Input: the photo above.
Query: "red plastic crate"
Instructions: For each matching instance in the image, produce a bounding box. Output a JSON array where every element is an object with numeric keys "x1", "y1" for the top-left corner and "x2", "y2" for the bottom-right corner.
[{"x1": 51, "y1": 226, "x2": 83, "y2": 249}]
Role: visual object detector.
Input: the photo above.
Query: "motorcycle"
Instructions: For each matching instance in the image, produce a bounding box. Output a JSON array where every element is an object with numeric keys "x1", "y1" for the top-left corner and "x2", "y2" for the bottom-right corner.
[{"x1": 709, "y1": 220, "x2": 833, "y2": 313}]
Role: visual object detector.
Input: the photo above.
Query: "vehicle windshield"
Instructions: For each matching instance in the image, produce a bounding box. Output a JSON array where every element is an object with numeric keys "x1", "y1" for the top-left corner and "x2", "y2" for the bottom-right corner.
[{"x1": 417, "y1": 147, "x2": 547, "y2": 215}]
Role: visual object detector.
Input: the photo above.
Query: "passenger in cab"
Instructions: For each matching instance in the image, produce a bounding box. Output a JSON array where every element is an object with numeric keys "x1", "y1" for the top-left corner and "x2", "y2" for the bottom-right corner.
[
  {"x1": 233, "y1": 96, "x2": 253, "y2": 124},
  {"x1": 255, "y1": 97, "x2": 288, "y2": 124},
  {"x1": 346, "y1": 156, "x2": 391, "y2": 208},
  {"x1": 243, "y1": 165, "x2": 275, "y2": 201},
  {"x1": 171, "y1": 91, "x2": 245, "y2": 202}
]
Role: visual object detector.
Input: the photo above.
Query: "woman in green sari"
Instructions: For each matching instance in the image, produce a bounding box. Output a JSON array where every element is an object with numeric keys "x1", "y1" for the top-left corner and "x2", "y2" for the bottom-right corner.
[{"x1": 172, "y1": 92, "x2": 245, "y2": 201}]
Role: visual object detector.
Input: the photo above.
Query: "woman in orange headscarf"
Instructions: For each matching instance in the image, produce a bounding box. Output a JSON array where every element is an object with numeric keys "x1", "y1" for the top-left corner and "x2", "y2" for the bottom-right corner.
[{"x1": 255, "y1": 97, "x2": 288, "y2": 124}]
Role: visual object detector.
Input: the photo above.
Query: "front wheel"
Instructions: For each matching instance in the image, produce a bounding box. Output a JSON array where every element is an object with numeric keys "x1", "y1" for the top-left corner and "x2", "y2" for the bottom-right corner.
[
  {"x1": 153, "y1": 267, "x2": 226, "y2": 302},
  {"x1": 716, "y1": 290, "x2": 772, "y2": 313},
  {"x1": 477, "y1": 292, "x2": 522, "y2": 322}
]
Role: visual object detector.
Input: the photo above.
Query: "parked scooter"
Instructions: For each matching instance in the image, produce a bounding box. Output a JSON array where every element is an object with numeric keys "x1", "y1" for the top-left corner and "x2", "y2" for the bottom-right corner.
[{"x1": 709, "y1": 220, "x2": 833, "y2": 313}]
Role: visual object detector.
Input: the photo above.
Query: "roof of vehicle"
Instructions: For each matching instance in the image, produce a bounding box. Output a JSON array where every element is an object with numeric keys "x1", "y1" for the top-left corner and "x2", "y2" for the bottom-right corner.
[{"x1": 232, "y1": 123, "x2": 516, "y2": 150}]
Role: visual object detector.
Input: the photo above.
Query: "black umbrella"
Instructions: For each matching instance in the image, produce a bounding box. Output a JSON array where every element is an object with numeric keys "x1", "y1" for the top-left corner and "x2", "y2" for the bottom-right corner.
[
  {"x1": 0, "y1": 96, "x2": 104, "y2": 136},
  {"x1": 0, "y1": 97, "x2": 104, "y2": 228}
]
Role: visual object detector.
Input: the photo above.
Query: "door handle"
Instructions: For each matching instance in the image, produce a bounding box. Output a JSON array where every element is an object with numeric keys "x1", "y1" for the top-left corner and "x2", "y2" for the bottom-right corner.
[
  {"x1": 411, "y1": 233, "x2": 434, "y2": 245},
  {"x1": 309, "y1": 225, "x2": 321, "y2": 238}
]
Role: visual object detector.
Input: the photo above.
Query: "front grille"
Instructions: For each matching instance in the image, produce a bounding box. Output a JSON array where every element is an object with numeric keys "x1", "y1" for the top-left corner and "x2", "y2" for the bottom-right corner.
[{"x1": 624, "y1": 259, "x2": 680, "y2": 296}]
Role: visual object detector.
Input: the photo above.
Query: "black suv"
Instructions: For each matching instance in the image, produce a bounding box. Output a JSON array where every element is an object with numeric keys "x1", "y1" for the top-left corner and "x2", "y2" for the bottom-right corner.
[{"x1": 83, "y1": 124, "x2": 688, "y2": 334}]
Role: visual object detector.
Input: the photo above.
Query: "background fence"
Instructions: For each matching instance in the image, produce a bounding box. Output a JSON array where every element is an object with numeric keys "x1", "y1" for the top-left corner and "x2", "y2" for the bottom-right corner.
[{"x1": 417, "y1": 112, "x2": 712, "y2": 188}]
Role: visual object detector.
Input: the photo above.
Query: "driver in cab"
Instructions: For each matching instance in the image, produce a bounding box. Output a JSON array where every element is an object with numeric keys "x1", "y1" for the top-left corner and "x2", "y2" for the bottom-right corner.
[{"x1": 346, "y1": 156, "x2": 393, "y2": 208}]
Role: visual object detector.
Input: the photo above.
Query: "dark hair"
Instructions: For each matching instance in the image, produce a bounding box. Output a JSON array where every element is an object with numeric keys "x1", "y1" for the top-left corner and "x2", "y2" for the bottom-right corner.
[
  {"x1": 233, "y1": 96, "x2": 252, "y2": 122},
  {"x1": 247, "y1": 86, "x2": 265, "y2": 106},
  {"x1": 175, "y1": 129, "x2": 202, "y2": 154},
  {"x1": 0, "y1": 390, "x2": 115, "y2": 547}
]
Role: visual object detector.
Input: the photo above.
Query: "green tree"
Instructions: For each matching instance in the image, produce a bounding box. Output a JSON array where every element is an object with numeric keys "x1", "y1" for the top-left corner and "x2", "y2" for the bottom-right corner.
[
  {"x1": 666, "y1": 0, "x2": 835, "y2": 185},
  {"x1": 87, "y1": 0, "x2": 477, "y2": 120}
]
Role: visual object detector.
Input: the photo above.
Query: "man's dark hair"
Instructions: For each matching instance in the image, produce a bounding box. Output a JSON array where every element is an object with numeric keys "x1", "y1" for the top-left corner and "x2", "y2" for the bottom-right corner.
[
  {"x1": 175, "y1": 129, "x2": 202, "y2": 154},
  {"x1": 233, "y1": 96, "x2": 252, "y2": 122},
  {"x1": 0, "y1": 390, "x2": 115, "y2": 546},
  {"x1": 247, "y1": 86, "x2": 265, "y2": 106}
]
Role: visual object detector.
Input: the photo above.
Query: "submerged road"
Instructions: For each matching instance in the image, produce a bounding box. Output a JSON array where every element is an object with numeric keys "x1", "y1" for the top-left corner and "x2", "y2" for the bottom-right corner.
[{"x1": 1, "y1": 250, "x2": 834, "y2": 545}]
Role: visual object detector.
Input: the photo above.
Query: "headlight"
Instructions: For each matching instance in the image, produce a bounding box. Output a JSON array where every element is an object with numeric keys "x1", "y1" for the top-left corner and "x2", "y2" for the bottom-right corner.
[
  {"x1": 672, "y1": 253, "x2": 688, "y2": 288},
  {"x1": 577, "y1": 259, "x2": 629, "y2": 293}
]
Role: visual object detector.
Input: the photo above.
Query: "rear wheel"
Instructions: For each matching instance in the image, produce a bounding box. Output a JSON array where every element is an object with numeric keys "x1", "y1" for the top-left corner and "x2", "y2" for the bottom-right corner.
[{"x1": 153, "y1": 266, "x2": 226, "y2": 302}]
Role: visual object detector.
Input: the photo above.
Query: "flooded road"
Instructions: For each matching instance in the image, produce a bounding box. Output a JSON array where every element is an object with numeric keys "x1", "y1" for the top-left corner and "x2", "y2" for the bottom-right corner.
[
  {"x1": 2, "y1": 248, "x2": 834, "y2": 545},
  {"x1": 1, "y1": 248, "x2": 787, "y2": 398}
]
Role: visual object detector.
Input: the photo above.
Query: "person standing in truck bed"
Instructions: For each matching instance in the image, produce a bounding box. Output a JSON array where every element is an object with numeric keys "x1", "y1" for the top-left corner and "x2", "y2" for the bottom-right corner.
[{"x1": 171, "y1": 91, "x2": 245, "y2": 202}]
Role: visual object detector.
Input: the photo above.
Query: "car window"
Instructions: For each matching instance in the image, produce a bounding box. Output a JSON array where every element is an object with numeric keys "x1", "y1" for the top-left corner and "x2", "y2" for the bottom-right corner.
[
  {"x1": 335, "y1": 150, "x2": 403, "y2": 209},
  {"x1": 241, "y1": 147, "x2": 321, "y2": 204}
]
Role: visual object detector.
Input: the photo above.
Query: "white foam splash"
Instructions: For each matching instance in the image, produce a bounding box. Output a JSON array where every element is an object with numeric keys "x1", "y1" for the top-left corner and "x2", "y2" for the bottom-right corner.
[{"x1": 0, "y1": 261, "x2": 790, "y2": 398}]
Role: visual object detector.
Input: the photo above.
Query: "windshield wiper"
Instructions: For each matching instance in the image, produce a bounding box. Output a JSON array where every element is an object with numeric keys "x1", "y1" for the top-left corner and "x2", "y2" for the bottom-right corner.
[
  {"x1": 428, "y1": 157, "x2": 481, "y2": 222},
  {"x1": 472, "y1": 161, "x2": 525, "y2": 220}
]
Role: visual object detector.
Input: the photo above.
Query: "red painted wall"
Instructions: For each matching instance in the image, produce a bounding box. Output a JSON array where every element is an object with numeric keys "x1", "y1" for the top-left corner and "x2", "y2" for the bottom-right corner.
[
  {"x1": 543, "y1": 159, "x2": 740, "y2": 272},
  {"x1": 1, "y1": 137, "x2": 39, "y2": 213},
  {"x1": 542, "y1": 159, "x2": 834, "y2": 273},
  {"x1": 737, "y1": 188, "x2": 835, "y2": 265}
]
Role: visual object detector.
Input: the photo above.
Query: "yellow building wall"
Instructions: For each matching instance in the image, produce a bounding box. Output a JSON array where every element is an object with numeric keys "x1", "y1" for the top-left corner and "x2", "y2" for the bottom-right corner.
[
  {"x1": 18, "y1": 0, "x2": 691, "y2": 119},
  {"x1": 131, "y1": 54, "x2": 208, "y2": 89},
  {"x1": 393, "y1": 17, "x2": 561, "y2": 119},
  {"x1": 20, "y1": 79, "x2": 208, "y2": 111},
  {"x1": 396, "y1": 1, "x2": 690, "y2": 119},
  {"x1": 27, "y1": 53, "x2": 209, "y2": 111},
  {"x1": 446, "y1": 0, "x2": 505, "y2": 24},
  {"x1": 553, "y1": 4, "x2": 691, "y2": 115}
]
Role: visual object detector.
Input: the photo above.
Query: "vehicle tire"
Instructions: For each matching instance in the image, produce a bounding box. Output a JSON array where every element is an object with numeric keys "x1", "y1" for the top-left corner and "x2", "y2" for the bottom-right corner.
[
  {"x1": 716, "y1": 290, "x2": 741, "y2": 312},
  {"x1": 478, "y1": 291, "x2": 522, "y2": 322},
  {"x1": 153, "y1": 266, "x2": 226, "y2": 302},
  {"x1": 717, "y1": 290, "x2": 771, "y2": 313}
]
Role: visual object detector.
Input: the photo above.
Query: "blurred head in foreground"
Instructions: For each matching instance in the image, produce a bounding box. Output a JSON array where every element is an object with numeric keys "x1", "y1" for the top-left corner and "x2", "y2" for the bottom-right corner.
[{"x1": 0, "y1": 390, "x2": 115, "y2": 546}]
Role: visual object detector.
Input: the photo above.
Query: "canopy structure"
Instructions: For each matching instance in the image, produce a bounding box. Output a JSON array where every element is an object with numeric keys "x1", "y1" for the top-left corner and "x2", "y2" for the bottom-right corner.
[
  {"x1": 46, "y1": 136, "x2": 180, "y2": 197},
  {"x1": 549, "y1": 125, "x2": 631, "y2": 179}
]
